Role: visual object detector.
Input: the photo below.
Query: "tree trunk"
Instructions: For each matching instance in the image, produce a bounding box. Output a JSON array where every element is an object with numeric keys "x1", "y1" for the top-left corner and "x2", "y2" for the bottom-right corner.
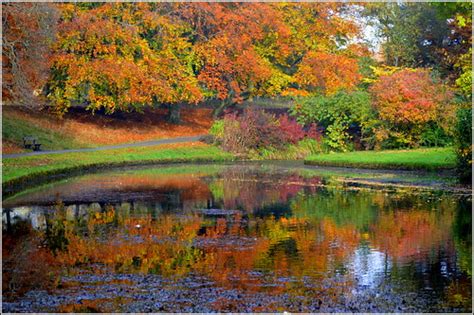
[
  {"x1": 213, "y1": 99, "x2": 230, "y2": 118},
  {"x1": 166, "y1": 103, "x2": 181, "y2": 124}
]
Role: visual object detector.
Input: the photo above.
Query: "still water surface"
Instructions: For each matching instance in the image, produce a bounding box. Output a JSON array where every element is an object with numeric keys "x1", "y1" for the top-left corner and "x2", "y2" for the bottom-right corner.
[{"x1": 2, "y1": 162, "x2": 472, "y2": 312}]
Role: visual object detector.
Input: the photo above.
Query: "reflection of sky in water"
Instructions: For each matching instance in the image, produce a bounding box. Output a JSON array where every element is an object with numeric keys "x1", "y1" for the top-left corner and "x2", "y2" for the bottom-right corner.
[{"x1": 349, "y1": 244, "x2": 390, "y2": 289}]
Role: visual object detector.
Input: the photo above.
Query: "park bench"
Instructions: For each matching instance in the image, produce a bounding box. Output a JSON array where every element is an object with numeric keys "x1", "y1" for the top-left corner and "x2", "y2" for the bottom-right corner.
[{"x1": 22, "y1": 136, "x2": 42, "y2": 151}]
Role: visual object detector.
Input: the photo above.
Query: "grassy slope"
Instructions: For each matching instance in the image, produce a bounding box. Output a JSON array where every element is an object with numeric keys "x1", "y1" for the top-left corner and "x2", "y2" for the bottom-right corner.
[
  {"x1": 2, "y1": 115, "x2": 92, "y2": 152},
  {"x1": 2, "y1": 107, "x2": 213, "y2": 153},
  {"x1": 305, "y1": 147, "x2": 456, "y2": 170},
  {"x1": 2, "y1": 144, "x2": 234, "y2": 187}
]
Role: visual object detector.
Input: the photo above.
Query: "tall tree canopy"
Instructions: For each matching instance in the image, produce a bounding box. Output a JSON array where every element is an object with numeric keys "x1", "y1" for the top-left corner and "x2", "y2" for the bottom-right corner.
[
  {"x1": 2, "y1": 2, "x2": 58, "y2": 105},
  {"x1": 39, "y1": 2, "x2": 362, "y2": 114},
  {"x1": 364, "y1": 2, "x2": 472, "y2": 80},
  {"x1": 2, "y1": 2, "x2": 471, "y2": 118},
  {"x1": 46, "y1": 3, "x2": 202, "y2": 115}
]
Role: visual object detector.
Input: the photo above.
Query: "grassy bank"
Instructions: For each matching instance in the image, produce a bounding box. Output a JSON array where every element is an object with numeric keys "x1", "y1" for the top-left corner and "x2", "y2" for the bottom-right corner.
[
  {"x1": 2, "y1": 107, "x2": 213, "y2": 154},
  {"x1": 305, "y1": 147, "x2": 456, "y2": 170},
  {"x1": 2, "y1": 113, "x2": 92, "y2": 153},
  {"x1": 2, "y1": 143, "x2": 234, "y2": 196}
]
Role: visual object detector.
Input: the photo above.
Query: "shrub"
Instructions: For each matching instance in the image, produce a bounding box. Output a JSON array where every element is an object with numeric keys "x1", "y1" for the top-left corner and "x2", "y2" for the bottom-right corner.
[
  {"x1": 277, "y1": 114, "x2": 320, "y2": 144},
  {"x1": 454, "y1": 106, "x2": 472, "y2": 184},
  {"x1": 209, "y1": 119, "x2": 225, "y2": 139},
  {"x1": 324, "y1": 120, "x2": 353, "y2": 152},
  {"x1": 420, "y1": 123, "x2": 452, "y2": 147},
  {"x1": 278, "y1": 114, "x2": 306, "y2": 144},
  {"x1": 214, "y1": 110, "x2": 321, "y2": 156},
  {"x1": 290, "y1": 91, "x2": 374, "y2": 151},
  {"x1": 221, "y1": 109, "x2": 283, "y2": 154},
  {"x1": 370, "y1": 69, "x2": 454, "y2": 148},
  {"x1": 253, "y1": 138, "x2": 324, "y2": 160}
]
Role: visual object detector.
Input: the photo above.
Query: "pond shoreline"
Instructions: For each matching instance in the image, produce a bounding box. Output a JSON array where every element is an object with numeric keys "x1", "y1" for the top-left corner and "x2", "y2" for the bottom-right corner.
[
  {"x1": 2, "y1": 158, "x2": 235, "y2": 199},
  {"x1": 3, "y1": 158, "x2": 470, "y2": 202}
]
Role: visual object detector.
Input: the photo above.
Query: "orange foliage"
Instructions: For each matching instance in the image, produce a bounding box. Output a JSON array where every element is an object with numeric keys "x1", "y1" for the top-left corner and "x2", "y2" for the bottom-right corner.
[
  {"x1": 47, "y1": 2, "x2": 362, "y2": 111},
  {"x1": 2, "y1": 3, "x2": 58, "y2": 104},
  {"x1": 50, "y1": 3, "x2": 203, "y2": 114},
  {"x1": 295, "y1": 51, "x2": 361, "y2": 95},
  {"x1": 179, "y1": 2, "x2": 290, "y2": 101},
  {"x1": 2, "y1": 232, "x2": 61, "y2": 299},
  {"x1": 370, "y1": 69, "x2": 453, "y2": 125}
]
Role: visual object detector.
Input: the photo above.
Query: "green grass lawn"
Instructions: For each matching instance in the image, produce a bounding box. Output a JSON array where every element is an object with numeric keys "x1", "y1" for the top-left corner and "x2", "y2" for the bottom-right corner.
[
  {"x1": 2, "y1": 145, "x2": 234, "y2": 195},
  {"x1": 304, "y1": 147, "x2": 456, "y2": 170}
]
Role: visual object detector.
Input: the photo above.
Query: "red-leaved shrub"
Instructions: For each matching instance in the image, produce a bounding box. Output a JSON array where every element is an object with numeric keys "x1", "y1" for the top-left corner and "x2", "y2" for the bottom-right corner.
[
  {"x1": 222, "y1": 109, "x2": 282, "y2": 153},
  {"x1": 278, "y1": 114, "x2": 320, "y2": 144},
  {"x1": 220, "y1": 109, "x2": 321, "y2": 154}
]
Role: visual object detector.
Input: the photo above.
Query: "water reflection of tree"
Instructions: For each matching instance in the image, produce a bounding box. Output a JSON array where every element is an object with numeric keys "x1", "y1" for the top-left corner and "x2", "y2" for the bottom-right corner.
[
  {"x1": 208, "y1": 167, "x2": 322, "y2": 213},
  {"x1": 2, "y1": 215, "x2": 60, "y2": 299},
  {"x1": 290, "y1": 188, "x2": 471, "y2": 309},
  {"x1": 3, "y1": 172, "x2": 471, "y2": 311}
]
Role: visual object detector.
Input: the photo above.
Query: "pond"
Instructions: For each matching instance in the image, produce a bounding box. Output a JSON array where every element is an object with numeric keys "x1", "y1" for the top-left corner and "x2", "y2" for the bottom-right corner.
[{"x1": 2, "y1": 162, "x2": 472, "y2": 312}]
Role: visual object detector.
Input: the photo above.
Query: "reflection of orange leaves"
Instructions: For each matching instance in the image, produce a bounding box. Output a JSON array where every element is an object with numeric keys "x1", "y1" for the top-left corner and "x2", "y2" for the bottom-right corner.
[
  {"x1": 292, "y1": 219, "x2": 359, "y2": 275},
  {"x1": 60, "y1": 173, "x2": 211, "y2": 202},
  {"x1": 206, "y1": 218, "x2": 228, "y2": 238},
  {"x1": 3, "y1": 233, "x2": 61, "y2": 299},
  {"x1": 89, "y1": 208, "x2": 115, "y2": 226},
  {"x1": 56, "y1": 214, "x2": 204, "y2": 276},
  {"x1": 369, "y1": 209, "x2": 454, "y2": 262},
  {"x1": 57, "y1": 297, "x2": 131, "y2": 313},
  {"x1": 211, "y1": 297, "x2": 241, "y2": 312}
]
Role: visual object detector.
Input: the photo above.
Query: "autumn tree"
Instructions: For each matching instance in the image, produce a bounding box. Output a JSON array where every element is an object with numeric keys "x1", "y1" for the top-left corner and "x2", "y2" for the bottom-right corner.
[
  {"x1": 46, "y1": 3, "x2": 202, "y2": 120},
  {"x1": 171, "y1": 3, "x2": 293, "y2": 115},
  {"x1": 295, "y1": 51, "x2": 361, "y2": 95},
  {"x1": 2, "y1": 2, "x2": 59, "y2": 105},
  {"x1": 364, "y1": 2, "x2": 472, "y2": 78},
  {"x1": 42, "y1": 3, "x2": 364, "y2": 118},
  {"x1": 173, "y1": 2, "x2": 363, "y2": 114},
  {"x1": 369, "y1": 69, "x2": 453, "y2": 148}
]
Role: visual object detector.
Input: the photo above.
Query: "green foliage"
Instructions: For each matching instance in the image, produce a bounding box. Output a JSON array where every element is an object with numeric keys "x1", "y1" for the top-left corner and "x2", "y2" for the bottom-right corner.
[
  {"x1": 357, "y1": 57, "x2": 378, "y2": 89},
  {"x1": 363, "y1": 3, "x2": 424, "y2": 67},
  {"x1": 453, "y1": 196, "x2": 472, "y2": 276},
  {"x1": 290, "y1": 91, "x2": 374, "y2": 151},
  {"x1": 45, "y1": 204, "x2": 69, "y2": 255},
  {"x1": 455, "y1": 48, "x2": 472, "y2": 100},
  {"x1": 324, "y1": 120, "x2": 353, "y2": 152},
  {"x1": 420, "y1": 123, "x2": 453, "y2": 148},
  {"x1": 291, "y1": 189, "x2": 377, "y2": 231},
  {"x1": 209, "y1": 120, "x2": 225, "y2": 139},
  {"x1": 363, "y1": 2, "x2": 470, "y2": 75},
  {"x1": 454, "y1": 106, "x2": 472, "y2": 184}
]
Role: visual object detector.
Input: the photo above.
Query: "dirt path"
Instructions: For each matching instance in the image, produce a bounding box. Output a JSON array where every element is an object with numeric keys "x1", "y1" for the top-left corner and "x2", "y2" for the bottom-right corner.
[{"x1": 2, "y1": 135, "x2": 204, "y2": 159}]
